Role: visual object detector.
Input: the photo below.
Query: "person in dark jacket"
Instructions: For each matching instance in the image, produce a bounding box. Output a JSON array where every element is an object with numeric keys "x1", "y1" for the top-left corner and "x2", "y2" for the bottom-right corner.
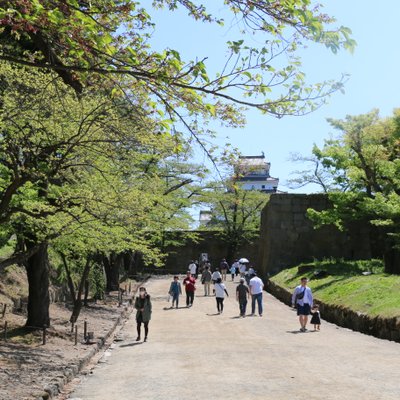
[
  {"x1": 201, "y1": 266, "x2": 212, "y2": 296},
  {"x1": 135, "y1": 287, "x2": 152, "y2": 342}
]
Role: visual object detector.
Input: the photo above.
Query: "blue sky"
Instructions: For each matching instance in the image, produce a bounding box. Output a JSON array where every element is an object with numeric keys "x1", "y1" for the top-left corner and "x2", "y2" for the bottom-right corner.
[{"x1": 149, "y1": 1, "x2": 400, "y2": 193}]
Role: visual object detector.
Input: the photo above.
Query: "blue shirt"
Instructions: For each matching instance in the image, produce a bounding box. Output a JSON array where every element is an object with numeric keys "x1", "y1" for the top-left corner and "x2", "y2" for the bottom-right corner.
[
  {"x1": 292, "y1": 285, "x2": 313, "y2": 307},
  {"x1": 169, "y1": 281, "x2": 181, "y2": 295}
]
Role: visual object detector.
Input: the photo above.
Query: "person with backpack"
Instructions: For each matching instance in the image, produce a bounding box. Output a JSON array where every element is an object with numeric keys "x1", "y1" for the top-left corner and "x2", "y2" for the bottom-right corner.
[
  {"x1": 219, "y1": 258, "x2": 229, "y2": 281},
  {"x1": 291, "y1": 277, "x2": 314, "y2": 332},
  {"x1": 213, "y1": 278, "x2": 229, "y2": 314},
  {"x1": 201, "y1": 265, "x2": 212, "y2": 296},
  {"x1": 183, "y1": 271, "x2": 196, "y2": 307}
]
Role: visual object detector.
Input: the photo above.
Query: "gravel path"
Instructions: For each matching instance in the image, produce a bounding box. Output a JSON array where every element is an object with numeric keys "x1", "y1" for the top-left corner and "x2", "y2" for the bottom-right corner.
[{"x1": 69, "y1": 276, "x2": 400, "y2": 400}]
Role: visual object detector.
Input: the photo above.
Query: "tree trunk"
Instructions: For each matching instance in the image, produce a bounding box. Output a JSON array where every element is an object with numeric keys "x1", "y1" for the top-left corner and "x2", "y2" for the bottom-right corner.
[
  {"x1": 60, "y1": 252, "x2": 76, "y2": 302},
  {"x1": 226, "y1": 233, "x2": 241, "y2": 265},
  {"x1": 382, "y1": 231, "x2": 400, "y2": 274},
  {"x1": 83, "y1": 279, "x2": 89, "y2": 306},
  {"x1": 70, "y1": 257, "x2": 91, "y2": 323},
  {"x1": 123, "y1": 251, "x2": 136, "y2": 276},
  {"x1": 384, "y1": 249, "x2": 400, "y2": 274},
  {"x1": 25, "y1": 242, "x2": 50, "y2": 328},
  {"x1": 103, "y1": 253, "x2": 120, "y2": 292}
]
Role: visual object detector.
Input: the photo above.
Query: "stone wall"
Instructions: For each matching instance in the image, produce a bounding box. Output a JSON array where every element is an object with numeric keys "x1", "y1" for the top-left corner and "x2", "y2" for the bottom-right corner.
[
  {"x1": 258, "y1": 194, "x2": 373, "y2": 277},
  {"x1": 141, "y1": 231, "x2": 259, "y2": 274}
]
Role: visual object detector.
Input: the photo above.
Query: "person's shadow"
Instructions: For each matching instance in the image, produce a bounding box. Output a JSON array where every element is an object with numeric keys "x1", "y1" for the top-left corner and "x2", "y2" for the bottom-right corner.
[
  {"x1": 206, "y1": 313, "x2": 221, "y2": 316},
  {"x1": 163, "y1": 306, "x2": 188, "y2": 310},
  {"x1": 119, "y1": 342, "x2": 143, "y2": 348},
  {"x1": 286, "y1": 330, "x2": 316, "y2": 334}
]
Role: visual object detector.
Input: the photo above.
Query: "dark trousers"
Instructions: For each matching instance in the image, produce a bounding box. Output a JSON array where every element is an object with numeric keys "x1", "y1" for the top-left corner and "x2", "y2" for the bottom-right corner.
[
  {"x1": 239, "y1": 300, "x2": 247, "y2": 316},
  {"x1": 216, "y1": 297, "x2": 224, "y2": 312},
  {"x1": 186, "y1": 291, "x2": 194, "y2": 306},
  {"x1": 137, "y1": 316, "x2": 149, "y2": 339}
]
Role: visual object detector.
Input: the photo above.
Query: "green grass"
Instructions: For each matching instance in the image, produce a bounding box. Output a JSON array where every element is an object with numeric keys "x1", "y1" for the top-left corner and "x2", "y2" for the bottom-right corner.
[
  {"x1": 0, "y1": 240, "x2": 15, "y2": 260},
  {"x1": 270, "y1": 259, "x2": 400, "y2": 318},
  {"x1": 5, "y1": 326, "x2": 42, "y2": 345}
]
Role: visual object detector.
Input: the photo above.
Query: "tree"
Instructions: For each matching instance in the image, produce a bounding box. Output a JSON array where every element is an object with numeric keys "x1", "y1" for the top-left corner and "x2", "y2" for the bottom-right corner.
[
  {"x1": 201, "y1": 151, "x2": 269, "y2": 262},
  {"x1": 0, "y1": 0, "x2": 357, "y2": 325},
  {"x1": 0, "y1": 0, "x2": 355, "y2": 126},
  {"x1": 0, "y1": 62, "x2": 196, "y2": 325},
  {"x1": 287, "y1": 145, "x2": 350, "y2": 192},
  {"x1": 301, "y1": 110, "x2": 400, "y2": 274},
  {"x1": 206, "y1": 182, "x2": 268, "y2": 263}
]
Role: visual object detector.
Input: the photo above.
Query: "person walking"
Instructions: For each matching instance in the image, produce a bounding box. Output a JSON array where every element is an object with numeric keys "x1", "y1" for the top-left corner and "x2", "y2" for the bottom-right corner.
[
  {"x1": 183, "y1": 271, "x2": 196, "y2": 307},
  {"x1": 310, "y1": 304, "x2": 321, "y2": 331},
  {"x1": 230, "y1": 264, "x2": 236, "y2": 281},
  {"x1": 232, "y1": 259, "x2": 240, "y2": 276},
  {"x1": 188, "y1": 260, "x2": 197, "y2": 278},
  {"x1": 201, "y1": 266, "x2": 212, "y2": 296},
  {"x1": 220, "y1": 258, "x2": 229, "y2": 281},
  {"x1": 168, "y1": 275, "x2": 182, "y2": 308},
  {"x1": 239, "y1": 262, "x2": 247, "y2": 278},
  {"x1": 134, "y1": 287, "x2": 152, "y2": 342},
  {"x1": 291, "y1": 277, "x2": 314, "y2": 332},
  {"x1": 213, "y1": 278, "x2": 229, "y2": 314},
  {"x1": 211, "y1": 268, "x2": 222, "y2": 284},
  {"x1": 236, "y1": 277, "x2": 250, "y2": 317},
  {"x1": 249, "y1": 272, "x2": 264, "y2": 317}
]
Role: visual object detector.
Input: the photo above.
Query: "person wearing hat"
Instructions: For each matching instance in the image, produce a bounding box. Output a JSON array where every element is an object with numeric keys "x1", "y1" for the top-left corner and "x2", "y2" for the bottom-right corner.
[{"x1": 236, "y1": 277, "x2": 250, "y2": 317}]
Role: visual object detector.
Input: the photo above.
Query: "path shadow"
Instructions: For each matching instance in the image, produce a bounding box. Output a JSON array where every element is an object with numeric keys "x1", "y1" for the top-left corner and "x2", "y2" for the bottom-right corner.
[
  {"x1": 286, "y1": 330, "x2": 317, "y2": 335},
  {"x1": 119, "y1": 342, "x2": 143, "y2": 348}
]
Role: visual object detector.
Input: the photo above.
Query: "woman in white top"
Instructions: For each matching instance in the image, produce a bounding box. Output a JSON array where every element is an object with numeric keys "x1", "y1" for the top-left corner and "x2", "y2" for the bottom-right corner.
[
  {"x1": 211, "y1": 268, "x2": 222, "y2": 283},
  {"x1": 213, "y1": 278, "x2": 229, "y2": 314}
]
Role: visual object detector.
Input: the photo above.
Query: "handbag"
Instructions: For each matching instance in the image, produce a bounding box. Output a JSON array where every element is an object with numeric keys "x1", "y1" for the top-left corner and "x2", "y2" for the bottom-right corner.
[{"x1": 296, "y1": 288, "x2": 306, "y2": 300}]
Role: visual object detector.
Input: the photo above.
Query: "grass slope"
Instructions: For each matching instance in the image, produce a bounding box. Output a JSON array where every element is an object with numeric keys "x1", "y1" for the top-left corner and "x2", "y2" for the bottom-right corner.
[{"x1": 270, "y1": 259, "x2": 400, "y2": 318}]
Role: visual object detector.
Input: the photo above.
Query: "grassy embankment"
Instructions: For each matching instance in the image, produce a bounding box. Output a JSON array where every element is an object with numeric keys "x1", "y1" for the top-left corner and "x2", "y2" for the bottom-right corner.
[{"x1": 270, "y1": 259, "x2": 400, "y2": 318}]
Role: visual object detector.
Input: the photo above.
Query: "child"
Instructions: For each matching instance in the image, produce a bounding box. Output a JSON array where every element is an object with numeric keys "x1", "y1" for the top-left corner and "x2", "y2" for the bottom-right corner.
[
  {"x1": 230, "y1": 264, "x2": 236, "y2": 281},
  {"x1": 168, "y1": 275, "x2": 182, "y2": 309},
  {"x1": 310, "y1": 304, "x2": 321, "y2": 331}
]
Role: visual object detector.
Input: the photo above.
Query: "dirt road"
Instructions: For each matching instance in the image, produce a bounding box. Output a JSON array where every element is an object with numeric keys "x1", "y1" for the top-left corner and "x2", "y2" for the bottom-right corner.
[{"x1": 69, "y1": 276, "x2": 400, "y2": 400}]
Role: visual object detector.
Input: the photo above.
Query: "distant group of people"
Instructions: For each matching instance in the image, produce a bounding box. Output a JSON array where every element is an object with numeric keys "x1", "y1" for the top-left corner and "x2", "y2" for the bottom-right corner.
[
  {"x1": 134, "y1": 262, "x2": 322, "y2": 343},
  {"x1": 167, "y1": 258, "x2": 266, "y2": 317}
]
